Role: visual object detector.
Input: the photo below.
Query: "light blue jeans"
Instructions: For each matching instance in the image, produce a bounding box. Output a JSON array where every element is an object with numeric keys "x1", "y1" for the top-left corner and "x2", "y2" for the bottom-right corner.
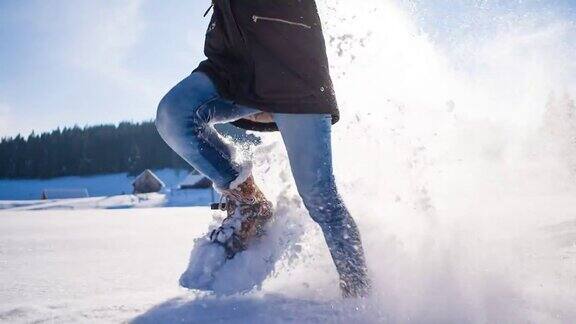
[{"x1": 156, "y1": 72, "x2": 369, "y2": 295}]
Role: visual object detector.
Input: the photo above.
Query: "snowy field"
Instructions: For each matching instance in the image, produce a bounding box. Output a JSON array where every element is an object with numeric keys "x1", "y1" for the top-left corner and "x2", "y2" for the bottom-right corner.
[
  {"x1": 0, "y1": 208, "x2": 211, "y2": 323},
  {"x1": 0, "y1": 191, "x2": 215, "y2": 211},
  {"x1": 0, "y1": 169, "x2": 190, "y2": 201},
  {"x1": 0, "y1": 207, "x2": 384, "y2": 323},
  {"x1": 0, "y1": 169, "x2": 217, "y2": 211},
  {"x1": 0, "y1": 191, "x2": 575, "y2": 323}
]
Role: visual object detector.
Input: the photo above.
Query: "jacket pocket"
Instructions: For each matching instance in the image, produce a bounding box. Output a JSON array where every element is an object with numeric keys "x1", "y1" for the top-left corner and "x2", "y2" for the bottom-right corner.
[
  {"x1": 251, "y1": 15, "x2": 312, "y2": 29},
  {"x1": 248, "y1": 14, "x2": 321, "y2": 101}
]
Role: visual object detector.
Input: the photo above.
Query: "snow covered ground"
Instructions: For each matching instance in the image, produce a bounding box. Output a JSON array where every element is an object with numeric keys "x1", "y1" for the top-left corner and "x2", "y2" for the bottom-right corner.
[
  {"x1": 0, "y1": 189, "x2": 575, "y2": 323},
  {"x1": 0, "y1": 169, "x2": 217, "y2": 211},
  {"x1": 0, "y1": 169, "x2": 190, "y2": 201},
  {"x1": 0, "y1": 193, "x2": 167, "y2": 211},
  {"x1": 0, "y1": 190, "x2": 215, "y2": 211},
  {"x1": 0, "y1": 206, "x2": 381, "y2": 323},
  {"x1": 0, "y1": 208, "x2": 210, "y2": 323}
]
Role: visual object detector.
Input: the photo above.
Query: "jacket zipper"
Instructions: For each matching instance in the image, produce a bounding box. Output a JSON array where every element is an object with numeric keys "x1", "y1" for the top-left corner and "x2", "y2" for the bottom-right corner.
[{"x1": 251, "y1": 15, "x2": 311, "y2": 29}]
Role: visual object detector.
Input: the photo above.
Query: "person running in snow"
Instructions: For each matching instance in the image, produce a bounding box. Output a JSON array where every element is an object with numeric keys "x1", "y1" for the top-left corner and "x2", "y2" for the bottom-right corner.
[{"x1": 155, "y1": 0, "x2": 370, "y2": 298}]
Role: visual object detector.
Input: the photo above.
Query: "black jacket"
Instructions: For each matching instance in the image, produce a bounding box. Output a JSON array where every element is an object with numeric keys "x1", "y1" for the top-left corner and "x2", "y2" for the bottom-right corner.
[{"x1": 194, "y1": 0, "x2": 339, "y2": 132}]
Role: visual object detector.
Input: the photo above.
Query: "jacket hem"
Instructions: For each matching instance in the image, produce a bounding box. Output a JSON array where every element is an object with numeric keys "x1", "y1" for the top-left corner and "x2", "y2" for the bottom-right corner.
[{"x1": 194, "y1": 65, "x2": 340, "y2": 132}]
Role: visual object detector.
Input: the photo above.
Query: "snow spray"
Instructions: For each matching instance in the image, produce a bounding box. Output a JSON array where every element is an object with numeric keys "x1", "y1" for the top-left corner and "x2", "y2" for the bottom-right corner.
[{"x1": 245, "y1": 0, "x2": 576, "y2": 322}]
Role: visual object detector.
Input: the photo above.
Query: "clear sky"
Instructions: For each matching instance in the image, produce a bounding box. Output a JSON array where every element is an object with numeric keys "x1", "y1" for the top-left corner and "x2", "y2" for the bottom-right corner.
[
  {"x1": 0, "y1": 0, "x2": 210, "y2": 137},
  {"x1": 0, "y1": 0, "x2": 574, "y2": 138}
]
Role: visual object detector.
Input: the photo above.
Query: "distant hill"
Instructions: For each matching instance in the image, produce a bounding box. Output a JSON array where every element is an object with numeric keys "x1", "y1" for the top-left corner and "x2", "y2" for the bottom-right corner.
[{"x1": 0, "y1": 121, "x2": 259, "y2": 179}]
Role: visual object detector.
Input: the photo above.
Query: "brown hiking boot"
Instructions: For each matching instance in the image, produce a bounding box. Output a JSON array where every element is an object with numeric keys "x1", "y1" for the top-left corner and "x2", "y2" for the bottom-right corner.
[{"x1": 210, "y1": 175, "x2": 273, "y2": 258}]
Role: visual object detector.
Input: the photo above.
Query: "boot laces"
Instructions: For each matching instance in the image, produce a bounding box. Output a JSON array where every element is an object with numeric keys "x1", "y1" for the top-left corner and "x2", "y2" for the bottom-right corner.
[
  {"x1": 210, "y1": 189, "x2": 257, "y2": 244},
  {"x1": 217, "y1": 189, "x2": 256, "y2": 211}
]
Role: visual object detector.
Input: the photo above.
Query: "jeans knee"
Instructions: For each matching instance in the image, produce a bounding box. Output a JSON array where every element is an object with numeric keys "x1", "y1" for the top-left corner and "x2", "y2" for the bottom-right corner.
[
  {"x1": 155, "y1": 93, "x2": 208, "y2": 143},
  {"x1": 155, "y1": 94, "x2": 176, "y2": 140},
  {"x1": 155, "y1": 72, "x2": 220, "y2": 153}
]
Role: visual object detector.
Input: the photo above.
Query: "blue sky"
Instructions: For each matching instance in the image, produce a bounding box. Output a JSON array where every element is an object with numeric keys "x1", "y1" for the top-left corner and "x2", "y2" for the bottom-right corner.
[
  {"x1": 0, "y1": 0, "x2": 575, "y2": 138},
  {"x1": 0, "y1": 0, "x2": 210, "y2": 137}
]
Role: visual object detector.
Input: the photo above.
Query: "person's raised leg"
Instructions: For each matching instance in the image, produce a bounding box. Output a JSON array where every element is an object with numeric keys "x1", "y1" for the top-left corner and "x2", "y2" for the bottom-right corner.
[
  {"x1": 273, "y1": 113, "x2": 370, "y2": 298},
  {"x1": 155, "y1": 72, "x2": 258, "y2": 190},
  {"x1": 156, "y1": 72, "x2": 272, "y2": 259}
]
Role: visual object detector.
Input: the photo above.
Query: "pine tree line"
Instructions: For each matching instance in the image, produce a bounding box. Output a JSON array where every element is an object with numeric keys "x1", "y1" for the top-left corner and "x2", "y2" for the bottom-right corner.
[{"x1": 0, "y1": 121, "x2": 190, "y2": 179}]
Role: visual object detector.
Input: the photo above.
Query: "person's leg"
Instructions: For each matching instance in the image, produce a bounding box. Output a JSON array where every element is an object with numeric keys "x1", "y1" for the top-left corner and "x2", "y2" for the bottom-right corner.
[
  {"x1": 273, "y1": 113, "x2": 370, "y2": 297},
  {"x1": 155, "y1": 72, "x2": 259, "y2": 190}
]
